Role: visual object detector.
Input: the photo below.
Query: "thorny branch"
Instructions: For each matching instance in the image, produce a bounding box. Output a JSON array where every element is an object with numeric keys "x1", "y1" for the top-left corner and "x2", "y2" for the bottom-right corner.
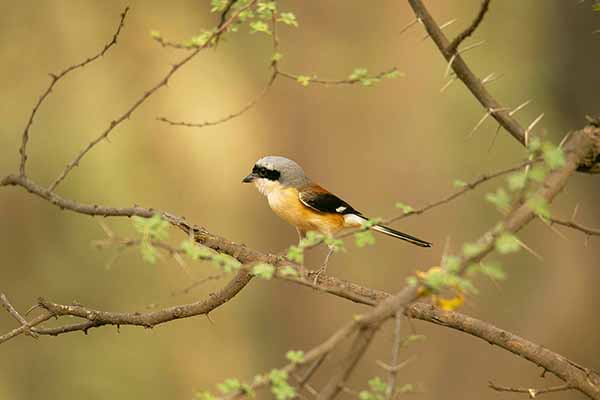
[
  {"x1": 488, "y1": 382, "x2": 573, "y2": 398},
  {"x1": 2, "y1": 3, "x2": 600, "y2": 400},
  {"x1": 18, "y1": 6, "x2": 130, "y2": 177}
]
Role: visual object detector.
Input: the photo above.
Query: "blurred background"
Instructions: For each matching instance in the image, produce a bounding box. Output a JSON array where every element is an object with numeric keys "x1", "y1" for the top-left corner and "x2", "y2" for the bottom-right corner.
[{"x1": 1, "y1": 1, "x2": 599, "y2": 399}]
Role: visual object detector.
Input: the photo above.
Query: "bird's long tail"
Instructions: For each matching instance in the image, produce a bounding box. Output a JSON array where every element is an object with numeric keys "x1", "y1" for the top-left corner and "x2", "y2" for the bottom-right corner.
[{"x1": 370, "y1": 224, "x2": 432, "y2": 247}]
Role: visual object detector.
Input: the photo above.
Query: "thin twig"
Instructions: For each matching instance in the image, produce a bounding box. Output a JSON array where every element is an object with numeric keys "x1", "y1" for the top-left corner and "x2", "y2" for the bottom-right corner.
[
  {"x1": 48, "y1": 0, "x2": 258, "y2": 191},
  {"x1": 447, "y1": 0, "x2": 491, "y2": 54},
  {"x1": 0, "y1": 293, "x2": 39, "y2": 338},
  {"x1": 18, "y1": 6, "x2": 129, "y2": 177},
  {"x1": 489, "y1": 382, "x2": 572, "y2": 398}
]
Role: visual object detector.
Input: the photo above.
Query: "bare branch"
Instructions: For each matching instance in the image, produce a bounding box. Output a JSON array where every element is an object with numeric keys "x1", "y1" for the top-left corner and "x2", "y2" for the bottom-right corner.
[
  {"x1": 407, "y1": 0, "x2": 527, "y2": 145},
  {"x1": 550, "y1": 218, "x2": 600, "y2": 237},
  {"x1": 405, "y1": 303, "x2": 600, "y2": 399},
  {"x1": 47, "y1": 0, "x2": 259, "y2": 191},
  {"x1": 489, "y1": 382, "x2": 573, "y2": 398},
  {"x1": 447, "y1": 0, "x2": 491, "y2": 54},
  {"x1": 0, "y1": 293, "x2": 39, "y2": 338},
  {"x1": 18, "y1": 6, "x2": 129, "y2": 177}
]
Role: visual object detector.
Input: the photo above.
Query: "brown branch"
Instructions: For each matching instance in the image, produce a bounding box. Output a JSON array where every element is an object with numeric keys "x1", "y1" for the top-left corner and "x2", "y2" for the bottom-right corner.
[
  {"x1": 488, "y1": 382, "x2": 573, "y2": 398},
  {"x1": 0, "y1": 293, "x2": 39, "y2": 339},
  {"x1": 550, "y1": 218, "x2": 600, "y2": 237},
  {"x1": 157, "y1": 70, "x2": 278, "y2": 128},
  {"x1": 407, "y1": 0, "x2": 527, "y2": 146},
  {"x1": 18, "y1": 6, "x2": 129, "y2": 177},
  {"x1": 47, "y1": 0, "x2": 258, "y2": 191},
  {"x1": 446, "y1": 0, "x2": 491, "y2": 54},
  {"x1": 0, "y1": 312, "x2": 54, "y2": 344},
  {"x1": 405, "y1": 303, "x2": 600, "y2": 399}
]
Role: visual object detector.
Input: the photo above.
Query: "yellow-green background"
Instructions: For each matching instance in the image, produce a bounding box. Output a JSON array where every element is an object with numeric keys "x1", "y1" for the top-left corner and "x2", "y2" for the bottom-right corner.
[{"x1": 1, "y1": 1, "x2": 598, "y2": 399}]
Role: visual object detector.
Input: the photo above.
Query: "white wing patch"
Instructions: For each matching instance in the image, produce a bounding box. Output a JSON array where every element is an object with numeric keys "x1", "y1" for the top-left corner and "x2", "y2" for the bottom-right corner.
[{"x1": 336, "y1": 206, "x2": 347, "y2": 213}]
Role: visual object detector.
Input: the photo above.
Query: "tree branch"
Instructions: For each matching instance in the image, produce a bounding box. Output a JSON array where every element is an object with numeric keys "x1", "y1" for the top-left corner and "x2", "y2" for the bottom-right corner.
[
  {"x1": 405, "y1": 303, "x2": 600, "y2": 399},
  {"x1": 446, "y1": 0, "x2": 491, "y2": 55},
  {"x1": 408, "y1": 0, "x2": 527, "y2": 145}
]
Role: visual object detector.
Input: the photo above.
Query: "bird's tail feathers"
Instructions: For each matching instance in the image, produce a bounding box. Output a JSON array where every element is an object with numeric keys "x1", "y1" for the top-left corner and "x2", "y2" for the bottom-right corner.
[{"x1": 371, "y1": 223, "x2": 432, "y2": 248}]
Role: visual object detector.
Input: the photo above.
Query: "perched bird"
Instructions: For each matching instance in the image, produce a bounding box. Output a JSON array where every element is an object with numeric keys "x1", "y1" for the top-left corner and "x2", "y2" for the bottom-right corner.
[{"x1": 242, "y1": 156, "x2": 431, "y2": 270}]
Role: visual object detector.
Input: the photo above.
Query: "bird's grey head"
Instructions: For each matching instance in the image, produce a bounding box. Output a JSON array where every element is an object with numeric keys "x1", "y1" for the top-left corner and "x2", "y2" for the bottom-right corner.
[{"x1": 242, "y1": 156, "x2": 309, "y2": 192}]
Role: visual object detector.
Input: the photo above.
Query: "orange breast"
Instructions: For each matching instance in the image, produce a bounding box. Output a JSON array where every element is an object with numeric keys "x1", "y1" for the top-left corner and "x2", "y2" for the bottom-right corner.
[{"x1": 267, "y1": 187, "x2": 345, "y2": 236}]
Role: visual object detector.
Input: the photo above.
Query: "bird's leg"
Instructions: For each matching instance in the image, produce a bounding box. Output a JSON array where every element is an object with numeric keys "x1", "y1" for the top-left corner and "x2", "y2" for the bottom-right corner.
[{"x1": 313, "y1": 244, "x2": 335, "y2": 285}]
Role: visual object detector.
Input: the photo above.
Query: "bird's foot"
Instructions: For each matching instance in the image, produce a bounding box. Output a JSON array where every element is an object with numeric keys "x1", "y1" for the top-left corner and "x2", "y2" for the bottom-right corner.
[{"x1": 312, "y1": 263, "x2": 328, "y2": 286}]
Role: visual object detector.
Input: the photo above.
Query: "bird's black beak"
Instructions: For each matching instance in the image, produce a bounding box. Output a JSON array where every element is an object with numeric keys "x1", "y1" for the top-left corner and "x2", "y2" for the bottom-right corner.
[{"x1": 242, "y1": 173, "x2": 257, "y2": 183}]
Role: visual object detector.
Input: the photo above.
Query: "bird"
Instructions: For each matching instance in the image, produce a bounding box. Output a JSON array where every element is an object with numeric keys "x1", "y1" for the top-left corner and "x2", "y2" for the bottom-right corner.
[{"x1": 242, "y1": 156, "x2": 431, "y2": 271}]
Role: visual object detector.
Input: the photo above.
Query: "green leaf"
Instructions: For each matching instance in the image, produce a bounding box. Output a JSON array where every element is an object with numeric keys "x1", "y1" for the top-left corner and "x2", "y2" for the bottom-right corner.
[
  {"x1": 349, "y1": 68, "x2": 369, "y2": 81},
  {"x1": 249, "y1": 20, "x2": 271, "y2": 34},
  {"x1": 593, "y1": 3, "x2": 600, "y2": 12},
  {"x1": 324, "y1": 237, "x2": 346, "y2": 253},
  {"x1": 485, "y1": 188, "x2": 511, "y2": 212},
  {"x1": 358, "y1": 391, "x2": 374, "y2": 400},
  {"x1": 405, "y1": 276, "x2": 418, "y2": 287},
  {"x1": 423, "y1": 268, "x2": 448, "y2": 291},
  {"x1": 528, "y1": 165, "x2": 548, "y2": 182},
  {"x1": 495, "y1": 232, "x2": 521, "y2": 254},
  {"x1": 132, "y1": 214, "x2": 170, "y2": 240},
  {"x1": 447, "y1": 275, "x2": 478, "y2": 294},
  {"x1": 271, "y1": 52, "x2": 283, "y2": 62},
  {"x1": 442, "y1": 255, "x2": 461, "y2": 273},
  {"x1": 252, "y1": 263, "x2": 275, "y2": 279},
  {"x1": 278, "y1": 265, "x2": 299, "y2": 277},
  {"x1": 277, "y1": 12, "x2": 298, "y2": 27},
  {"x1": 212, "y1": 253, "x2": 242, "y2": 272},
  {"x1": 140, "y1": 241, "x2": 158, "y2": 264},
  {"x1": 395, "y1": 202, "x2": 414, "y2": 214},
  {"x1": 300, "y1": 231, "x2": 324, "y2": 247},
  {"x1": 268, "y1": 369, "x2": 288, "y2": 384},
  {"x1": 507, "y1": 171, "x2": 528, "y2": 191},
  {"x1": 480, "y1": 261, "x2": 506, "y2": 280},
  {"x1": 286, "y1": 245, "x2": 304, "y2": 263},
  {"x1": 195, "y1": 391, "x2": 217, "y2": 400},
  {"x1": 404, "y1": 334, "x2": 426, "y2": 344},
  {"x1": 354, "y1": 230, "x2": 376, "y2": 247},
  {"x1": 217, "y1": 378, "x2": 241, "y2": 395},
  {"x1": 210, "y1": 0, "x2": 229, "y2": 12},
  {"x1": 180, "y1": 240, "x2": 212, "y2": 260},
  {"x1": 368, "y1": 377, "x2": 388, "y2": 393},
  {"x1": 526, "y1": 194, "x2": 551, "y2": 220},
  {"x1": 189, "y1": 30, "x2": 214, "y2": 47},
  {"x1": 397, "y1": 383, "x2": 416, "y2": 394},
  {"x1": 150, "y1": 30, "x2": 161, "y2": 39},
  {"x1": 382, "y1": 69, "x2": 402, "y2": 79},
  {"x1": 463, "y1": 242, "x2": 485, "y2": 258},
  {"x1": 285, "y1": 350, "x2": 304, "y2": 363},
  {"x1": 453, "y1": 179, "x2": 468, "y2": 188},
  {"x1": 527, "y1": 136, "x2": 542, "y2": 153},
  {"x1": 542, "y1": 142, "x2": 566, "y2": 170},
  {"x1": 296, "y1": 75, "x2": 311, "y2": 87}
]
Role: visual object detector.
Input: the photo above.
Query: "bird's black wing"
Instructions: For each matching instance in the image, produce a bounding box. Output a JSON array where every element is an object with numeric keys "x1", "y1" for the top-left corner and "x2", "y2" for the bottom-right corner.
[{"x1": 299, "y1": 187, "x2": 361, "y2": 215}]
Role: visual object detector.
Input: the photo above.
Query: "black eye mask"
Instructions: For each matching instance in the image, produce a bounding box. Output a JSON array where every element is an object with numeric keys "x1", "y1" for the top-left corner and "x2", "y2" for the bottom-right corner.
[{"x1": 253, "y1": 165, "x2": 281, "y2": 181}]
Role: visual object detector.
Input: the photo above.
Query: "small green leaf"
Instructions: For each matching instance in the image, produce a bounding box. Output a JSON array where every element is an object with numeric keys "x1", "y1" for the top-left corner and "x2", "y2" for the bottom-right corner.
[
  {"x1": 349, "y1": 68, "x2": 368, "y2": 81},
  {"x1": 495, "y1": 232, "x2": 521, "y2": 254},
  {"x1": 485, "y1": 188, "x2": 511, "y2": 212},
  {"x1": 296, "y1": 75, "x2": 311, "y2": 87},
  {"x1": 382, "y1": 69, "x2": 402, "y2": 79},
  {"x1": 463, "y1": 242, "x2": 485, "y2": 258},
  {"x1": 278, "y1": 265, "x2": 299, "y2": 277},
  {"x1": 271, "y1": 52, "x2": 283, "y2": 62},
  {"x1": 285, "y1": 350, "x2": 304, "y2": 363},
  {"x1": 150, "y1": 30, "x2": 161, "y2": 39},
  {"x1": 453, "y1": 179, "x2": 468, "y2": 188},
  {"x1": 527, "y1": 194, "x2": 551, "y2": 220},
  {"x1": 368, "y1": 377, "x2": 388, "y2": 393},
  {"x1": 404, "y1": 334, "x2": 426, "y2": 344},
  {"x1": 277, "y1": 12, "x2": 298, "y2": 27},
  {"x1": 528, "y1": 165, "x2": 548, "y2": 182},
  {"x1": 249, "y1": 20, "x2": 271, "y2": 34},
  {"x1": 210, "y1": 0, "x2": 229, "y2": 12},
  {"x1": 195, "y1": 391, "x2": 217, "y2": 400},
  {"x1": 140, "y1": 241, "x2": 158, "y2": 264},
  {"x1": 507, "y1": 171, "x2": 527, "y2": 191},
  {"x1": 480, "y1": 261, "x2": 506, "y2": 280},
  {"x1": 405, "y1": 276, "x2": 418, "y2": 287},
  {"x1": 395, "y1": 202, "x2": 414, "y2": 214},
  {"x1": 442, "y1": 255, "x2": 461, "y2": 273},
  {"x1": 324, "y1": 237, "x2": 346, "y2": 253},
  {"x1": 181, "y1": 240, "x2": 212, "y2": 260},
  {"x1": 528, "y1": 136, "x2": 542, "y2": 153},
  {"x1": 286, "y1": 245, "x2": 304, "y2": 263},
  {"x1": 300, "y1": 231, "x2": 324, "y2": 247},
  {"x1": 212, "y1": 253, "x2": 242, "y2": 272},
  {"x1": 217, "y1": 378, "x2": 241, "y2": 395},
  {"x1": 354, "y1": 231, "x2": 376, "y2": 247},
  {"x1": 252, "y1": 263, "x2": 275, "y2": 279},
  {"x1": 542, "y1": 142, "x2": 566, "y2": 170}
]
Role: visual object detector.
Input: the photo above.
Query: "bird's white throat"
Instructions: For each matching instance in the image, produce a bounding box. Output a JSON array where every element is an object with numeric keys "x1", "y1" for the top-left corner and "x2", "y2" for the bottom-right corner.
[{"x1": 254, "y1": 178, "x2": 283, "y2": 196}]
